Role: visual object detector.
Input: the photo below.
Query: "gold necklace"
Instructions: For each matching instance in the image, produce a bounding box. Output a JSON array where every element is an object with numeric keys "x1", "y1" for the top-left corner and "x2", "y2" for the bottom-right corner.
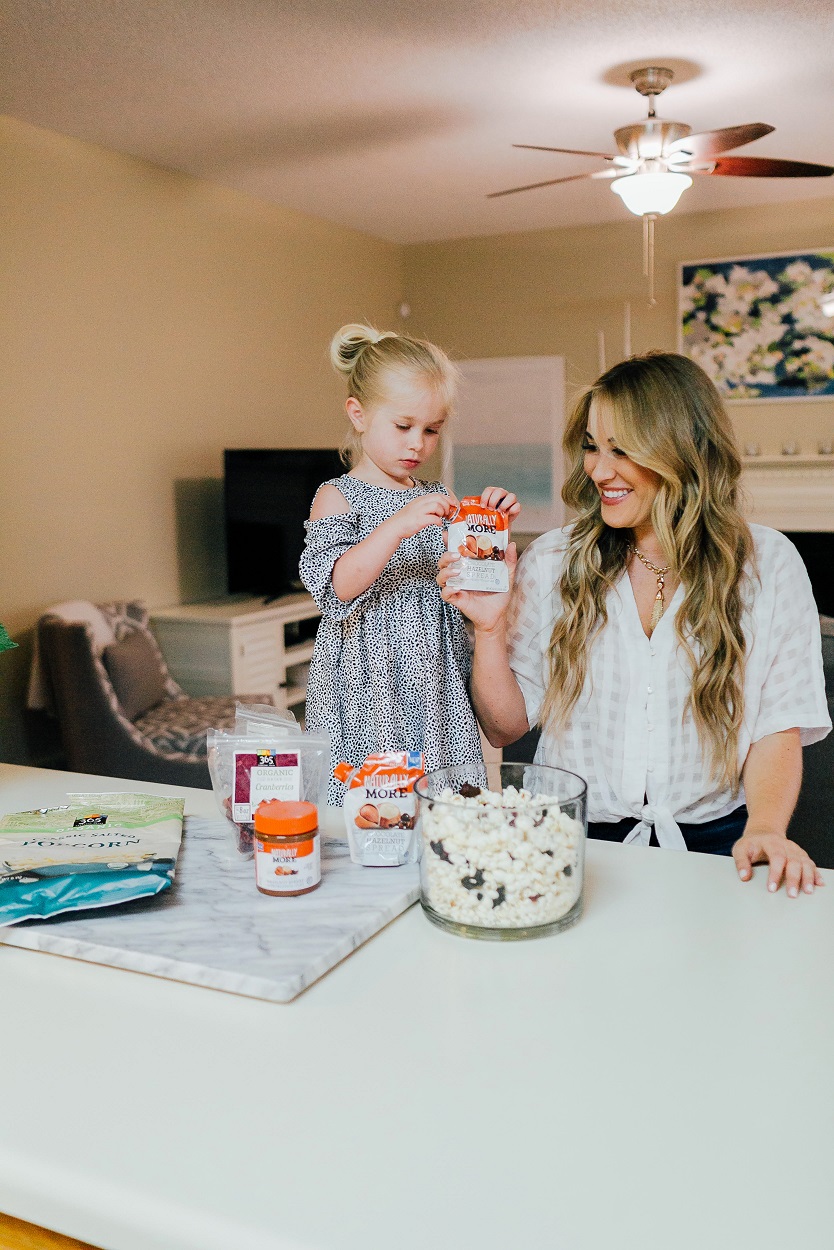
[{"x1": 630, "y1": 545, "x2": 671, "y2": 633}]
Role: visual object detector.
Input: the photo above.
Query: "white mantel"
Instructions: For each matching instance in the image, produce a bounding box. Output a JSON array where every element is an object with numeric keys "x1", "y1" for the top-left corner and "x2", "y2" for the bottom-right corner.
[{"x1": 741, "y1": 457, "x2": 834, "y2": 532}]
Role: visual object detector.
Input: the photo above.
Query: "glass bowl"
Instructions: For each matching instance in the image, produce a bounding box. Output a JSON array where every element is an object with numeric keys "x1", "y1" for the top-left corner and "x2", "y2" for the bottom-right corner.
[{"x1": 414, "y1": 762, "x2": 587, "y2": 940}]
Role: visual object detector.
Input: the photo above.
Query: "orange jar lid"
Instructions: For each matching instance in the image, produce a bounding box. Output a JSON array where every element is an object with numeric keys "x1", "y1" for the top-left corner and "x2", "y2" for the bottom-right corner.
[{"x1": 254, "y1": 799, "x2": 318, "y2": 837}]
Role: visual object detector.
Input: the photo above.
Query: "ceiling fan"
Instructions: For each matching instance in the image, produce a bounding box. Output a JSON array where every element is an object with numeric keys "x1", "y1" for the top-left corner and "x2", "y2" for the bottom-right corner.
[{"x1": 489, "y1": 66, "x2": 834, "y2": 303}]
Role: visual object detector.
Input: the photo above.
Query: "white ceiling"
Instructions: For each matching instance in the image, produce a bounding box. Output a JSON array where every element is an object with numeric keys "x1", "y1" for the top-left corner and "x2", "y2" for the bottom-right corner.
[{"x1": 4, "y1": 0, "x2": 834, "y2": 244}]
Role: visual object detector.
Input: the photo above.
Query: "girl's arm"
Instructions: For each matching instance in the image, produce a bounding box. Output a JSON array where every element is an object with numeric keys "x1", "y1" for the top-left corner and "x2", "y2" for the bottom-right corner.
[
  {"x1": 438, "y1": 544, "x2": 529, "y2": 746},
  {"x1": 732, "y1": 727, "x2": 824, "y2": 895},
  {"x1": 310, "y1": 486, "x2": 455, "y2": 603}
]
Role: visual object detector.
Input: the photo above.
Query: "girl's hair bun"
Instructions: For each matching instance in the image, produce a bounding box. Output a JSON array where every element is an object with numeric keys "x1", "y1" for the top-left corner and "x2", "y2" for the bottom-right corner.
[
  {"x1": 330, "y1": 324, "x2": 397, "y2": 376},
  {"x1": 329, "y1": 320, "x2": 458, "y2": 467}
]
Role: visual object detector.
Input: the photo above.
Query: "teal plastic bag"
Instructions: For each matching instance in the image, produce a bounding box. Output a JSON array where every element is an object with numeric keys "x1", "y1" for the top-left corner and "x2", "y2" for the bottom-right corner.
[{"x1": 0, "y1": 793, "x2": 184, "y2": 926}]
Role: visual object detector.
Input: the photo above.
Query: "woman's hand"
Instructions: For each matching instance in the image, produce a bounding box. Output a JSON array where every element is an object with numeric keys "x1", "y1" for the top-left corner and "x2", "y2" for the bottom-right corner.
[
  {"x1": 438, "y1": 543, "x2": 518, "y2": 633},
  {"x1": 732, "y1": 831, "x2": 825, "y2": 897},
  {"x1": 736, "y1": 729, "x2": 822, "y2": 897},
  {"x1": 394, "y1": 492, "x2": 458, "y2": 540}
]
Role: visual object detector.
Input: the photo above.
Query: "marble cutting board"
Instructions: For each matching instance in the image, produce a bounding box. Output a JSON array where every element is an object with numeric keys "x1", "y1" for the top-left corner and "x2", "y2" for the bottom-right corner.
[{"x1": 0, "y1": 817, "x2": 420, "y2": 1002}]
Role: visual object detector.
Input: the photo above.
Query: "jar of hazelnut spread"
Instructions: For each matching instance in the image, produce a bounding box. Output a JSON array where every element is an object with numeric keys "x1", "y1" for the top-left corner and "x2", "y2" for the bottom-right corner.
[{"x1": 253, "y1": 799, "x2": 321, "y2": 896}]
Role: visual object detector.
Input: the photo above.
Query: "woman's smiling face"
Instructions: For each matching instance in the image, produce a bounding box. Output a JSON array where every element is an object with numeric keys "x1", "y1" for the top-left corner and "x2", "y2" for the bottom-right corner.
[{"x1": 582, "y1": 397, "x2": 662, "y2": 534}]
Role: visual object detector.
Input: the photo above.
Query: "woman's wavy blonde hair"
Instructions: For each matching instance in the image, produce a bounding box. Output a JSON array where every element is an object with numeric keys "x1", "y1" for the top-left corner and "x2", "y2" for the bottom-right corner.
[
  {"x1": 330, "y1": 323, "x2": 459, "y2": 467},
  {"x1": 541, "y1": 351, "x2": 754, "y2": 791}
]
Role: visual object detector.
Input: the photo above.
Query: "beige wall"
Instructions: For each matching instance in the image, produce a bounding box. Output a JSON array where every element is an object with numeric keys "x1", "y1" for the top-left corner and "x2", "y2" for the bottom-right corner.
[
  {"x1": 401, "y1": 197, "x2": 834, "y2": 453},
  {"x1": 0, "y1": 115, "x2": 402, "y2": 762}
]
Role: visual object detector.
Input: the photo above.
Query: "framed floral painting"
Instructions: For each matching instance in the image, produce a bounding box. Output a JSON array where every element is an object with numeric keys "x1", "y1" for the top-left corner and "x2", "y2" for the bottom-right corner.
[{"x1": 678, "y1": 249, "x2": 834, "y2": 401}]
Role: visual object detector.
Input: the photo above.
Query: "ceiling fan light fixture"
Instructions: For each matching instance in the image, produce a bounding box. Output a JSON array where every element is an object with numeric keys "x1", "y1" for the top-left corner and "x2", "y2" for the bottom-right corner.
[{"x1": 611, "y1": 170, "x2": 693, "y2": 216}]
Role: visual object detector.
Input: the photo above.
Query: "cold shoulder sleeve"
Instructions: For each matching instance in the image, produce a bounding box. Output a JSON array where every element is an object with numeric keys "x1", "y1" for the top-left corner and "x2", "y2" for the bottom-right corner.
[{"x1": 299, "y1": 509, "x2": 376, "y2": 622}]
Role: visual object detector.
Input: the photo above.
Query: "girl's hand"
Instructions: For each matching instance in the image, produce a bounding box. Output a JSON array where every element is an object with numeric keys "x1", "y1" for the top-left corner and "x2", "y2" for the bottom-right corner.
[
  {"x1": 394, "y1": 492, "x2": 458, "y2": 541},
  {"x1": 438, "y1": 542, "x2": 518, "y2": 632},
  {"x1": 480, "y1": 487, "x2": 521, "y2": 523},
  {"x1": 732, "y1": 831, "x2": 825, "y2": 897}
]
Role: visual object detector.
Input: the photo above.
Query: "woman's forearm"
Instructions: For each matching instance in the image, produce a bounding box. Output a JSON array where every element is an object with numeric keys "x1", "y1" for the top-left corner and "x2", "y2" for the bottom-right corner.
[
  {"x1": 741, "y1": 727, "x2": 803, "y2": 836},
  {"x1": 331, "y1": 516, "x2": 404, "y2": 602},
  {"x1": 470, "y1": 622, "x2": 530, "y2": 747}
]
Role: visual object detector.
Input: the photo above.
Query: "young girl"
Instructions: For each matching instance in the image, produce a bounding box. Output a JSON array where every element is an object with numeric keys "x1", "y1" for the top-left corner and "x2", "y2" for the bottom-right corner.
[{"x1": 300, "y1": 323, "x2": 520, "y2": 804}]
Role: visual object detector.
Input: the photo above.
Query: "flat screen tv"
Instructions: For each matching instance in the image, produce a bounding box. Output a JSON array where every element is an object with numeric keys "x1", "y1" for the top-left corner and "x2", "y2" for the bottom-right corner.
[{"x1": 224, "y1": 448, "x2": 344, "y2": 600}]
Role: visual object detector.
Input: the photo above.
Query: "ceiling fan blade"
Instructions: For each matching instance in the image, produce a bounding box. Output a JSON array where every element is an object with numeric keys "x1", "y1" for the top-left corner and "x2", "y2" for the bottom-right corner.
[
  {"x1": 513, "y1": 143, "x2": 617, "y2": 161},
  {"x1": 667, "y1": 123, "x2": 774, "y2": 160},
  {"x1": 691, "y1": 154, "x2": 834, "y2": 178},
  {"x1": 487, "y1": 169, "x2": 613, "y2": 198}
]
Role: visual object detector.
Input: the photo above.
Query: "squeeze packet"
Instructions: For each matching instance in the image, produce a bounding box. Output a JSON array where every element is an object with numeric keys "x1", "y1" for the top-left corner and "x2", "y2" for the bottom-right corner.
[
  {"x1": 447, "y1": 496, "x2": 510, "y2": 593},
  {"x1": 208, "y1": 723, "x2": 330, "y2": 856},
  {"x1": 334, "y1": 751, "x2": 424, "y2": 866},
  {"x1": 0, "y1": 793, "x2": 184, "y2": 926}
]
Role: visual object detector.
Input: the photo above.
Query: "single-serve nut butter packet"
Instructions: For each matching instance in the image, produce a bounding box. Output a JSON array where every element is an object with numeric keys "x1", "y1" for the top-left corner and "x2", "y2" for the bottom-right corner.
[
  {"x1": 334, "y1": 751, "x2": 424, "y2": 866},
  {"x1": 447, "y1": 496, "x2": 509, "y2": 592}
]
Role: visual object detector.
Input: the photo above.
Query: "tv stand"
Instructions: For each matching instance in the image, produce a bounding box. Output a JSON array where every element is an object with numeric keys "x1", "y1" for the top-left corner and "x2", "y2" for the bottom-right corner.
[{"x1": 149, "y1": 593, "x2": 321, "y2": 714}]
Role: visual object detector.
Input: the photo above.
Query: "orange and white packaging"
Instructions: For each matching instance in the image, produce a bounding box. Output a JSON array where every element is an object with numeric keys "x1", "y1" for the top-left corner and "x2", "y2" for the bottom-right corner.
[
  {"x1": 447, "y1": 496, "x2": 510, "y2": 593},
  {"x1": 334, "y1": 751, "x2": 424, "y2": 866}
]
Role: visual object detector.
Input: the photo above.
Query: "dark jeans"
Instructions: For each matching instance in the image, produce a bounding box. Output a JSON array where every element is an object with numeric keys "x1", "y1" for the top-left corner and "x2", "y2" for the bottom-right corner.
[{"x1": 587, "y1": 806, "x2": 748, "y2": 857}]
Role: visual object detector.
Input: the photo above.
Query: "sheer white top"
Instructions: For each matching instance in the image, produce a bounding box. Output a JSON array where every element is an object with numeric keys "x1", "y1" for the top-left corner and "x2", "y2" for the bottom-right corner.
[{"x1": 507, "y1": 523, "x2": 831, "y2": 849}]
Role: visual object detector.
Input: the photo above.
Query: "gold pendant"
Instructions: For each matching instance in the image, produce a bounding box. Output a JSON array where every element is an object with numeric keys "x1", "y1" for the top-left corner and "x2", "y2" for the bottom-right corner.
[{"x1": 649, "y1": 590, "x2": 664, "y2": 633}]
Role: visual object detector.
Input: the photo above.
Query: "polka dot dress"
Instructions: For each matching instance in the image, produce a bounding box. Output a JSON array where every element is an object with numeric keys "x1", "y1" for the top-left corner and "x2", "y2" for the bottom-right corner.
[{"x1": 300, "y1": 475, "x2": 484, "y2": 805}]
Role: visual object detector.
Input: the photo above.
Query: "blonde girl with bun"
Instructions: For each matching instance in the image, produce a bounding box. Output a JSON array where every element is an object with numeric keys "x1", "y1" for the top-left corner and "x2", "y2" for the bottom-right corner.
[
  {"x1": 301, "y1": 324, "x2": 520, "y2": 803},
  {"x1": 439, "y1": 351, "x2": 830, "y2": 896}
]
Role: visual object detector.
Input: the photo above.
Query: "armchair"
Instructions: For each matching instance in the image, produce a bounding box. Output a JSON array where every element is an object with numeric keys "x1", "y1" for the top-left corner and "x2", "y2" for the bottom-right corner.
[{"x1": 36, "y1": 600, "x2": 274, "y2": 789}]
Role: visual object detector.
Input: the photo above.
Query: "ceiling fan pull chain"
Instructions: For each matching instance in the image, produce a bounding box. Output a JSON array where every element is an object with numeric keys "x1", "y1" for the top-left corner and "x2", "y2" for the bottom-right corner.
[{"x1": 642, "y1": 213, "x2": 657, "y2": 307}]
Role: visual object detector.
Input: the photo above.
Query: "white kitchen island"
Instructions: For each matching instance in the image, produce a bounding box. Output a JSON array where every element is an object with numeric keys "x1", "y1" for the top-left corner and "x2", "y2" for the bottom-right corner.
[{"x1": 0, "y1": 763, "x2": 832, "y2": 1250}]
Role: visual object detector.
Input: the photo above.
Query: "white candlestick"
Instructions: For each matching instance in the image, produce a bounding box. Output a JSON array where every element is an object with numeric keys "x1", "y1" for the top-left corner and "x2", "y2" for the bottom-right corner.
[
  {"x1": 597, "y1": 330, "x2": 606, "y2": 375},
  {"x1": 623, "y1": 301, "x2": 632, "y2": 357}
]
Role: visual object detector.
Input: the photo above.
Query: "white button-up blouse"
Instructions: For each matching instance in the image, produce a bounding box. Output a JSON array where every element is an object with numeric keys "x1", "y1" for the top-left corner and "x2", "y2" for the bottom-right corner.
[{"x1": 507, "y1": 523, "x2": 831, "y2": 849}]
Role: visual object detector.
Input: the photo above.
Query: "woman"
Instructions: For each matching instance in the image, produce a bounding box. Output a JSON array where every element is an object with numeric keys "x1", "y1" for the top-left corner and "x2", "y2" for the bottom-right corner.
[{"x1": 439, "y1": 352, "x2": 831, "y2": 897}]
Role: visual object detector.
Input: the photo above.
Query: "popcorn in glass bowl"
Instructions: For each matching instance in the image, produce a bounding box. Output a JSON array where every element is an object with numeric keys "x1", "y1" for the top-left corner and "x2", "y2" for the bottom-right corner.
[{"x1": 415, "y1": 763, "x2": 587, "y2": 940}]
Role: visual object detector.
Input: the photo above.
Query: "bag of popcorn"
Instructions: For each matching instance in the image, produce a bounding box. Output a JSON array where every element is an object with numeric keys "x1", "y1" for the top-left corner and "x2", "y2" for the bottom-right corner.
[{"x1": 0, "y1": 793, "x2": 184, "y2": 926}]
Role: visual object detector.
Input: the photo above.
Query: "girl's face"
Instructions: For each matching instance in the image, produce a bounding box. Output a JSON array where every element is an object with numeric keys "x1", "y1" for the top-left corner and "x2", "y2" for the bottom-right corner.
[
  {"x1": 582, "y1": 398, "x2": 662, "y2": 536},
  {"x1": 348, "y1": 371, "x2": 447, "y2": 486}
]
